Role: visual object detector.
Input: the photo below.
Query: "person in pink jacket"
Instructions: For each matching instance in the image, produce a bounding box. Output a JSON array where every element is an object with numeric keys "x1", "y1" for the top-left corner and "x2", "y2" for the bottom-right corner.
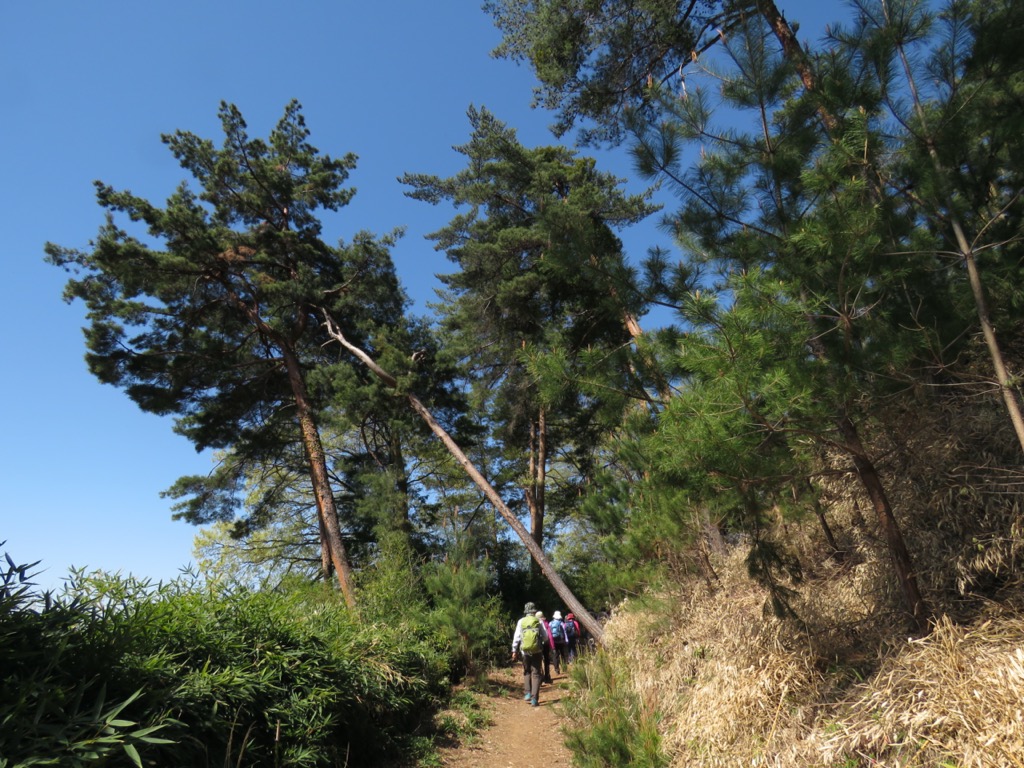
[{"x1": 536, "y1": 610, "x2": 556, "y2": 683}]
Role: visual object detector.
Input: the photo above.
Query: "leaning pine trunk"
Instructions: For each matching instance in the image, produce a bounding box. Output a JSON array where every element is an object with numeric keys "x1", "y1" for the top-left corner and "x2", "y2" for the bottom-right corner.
[{"x1": 323, "y1": 316, "x2": 605, "y2": 642}]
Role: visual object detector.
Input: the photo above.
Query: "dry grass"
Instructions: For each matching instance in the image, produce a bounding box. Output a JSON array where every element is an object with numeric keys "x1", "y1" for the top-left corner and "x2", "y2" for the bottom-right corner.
[
  {"x1": 598, "y1": 548, "x2": 1024, "y2": 767},
  {"x1": 820, "y1": 610, "x2": 1024, "y2": 767},
  {"x1": 584, "y1": 362, "x2": 1024, "y2": 767},
  {"x1": 602, "y1": 550, "x2": 828, "y2": 767}
]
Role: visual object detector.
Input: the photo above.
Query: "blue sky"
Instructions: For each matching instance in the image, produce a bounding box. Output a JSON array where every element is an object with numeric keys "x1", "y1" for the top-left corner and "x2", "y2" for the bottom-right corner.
[{"x1": 2, "y1": 1, "x2": 841, "y2": 591}]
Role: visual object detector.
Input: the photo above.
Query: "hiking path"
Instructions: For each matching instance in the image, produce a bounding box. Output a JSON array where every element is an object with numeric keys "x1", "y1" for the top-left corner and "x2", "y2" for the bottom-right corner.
[{"x1": 436, "y1": 664, "x2": 573, "y2": 767}]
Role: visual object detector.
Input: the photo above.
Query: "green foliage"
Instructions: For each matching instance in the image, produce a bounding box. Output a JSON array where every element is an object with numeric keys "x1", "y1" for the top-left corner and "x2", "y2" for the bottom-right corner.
[
  {"x1": 421, "y1": 538, "x2": 506, "y2": 679},
  {"x1": 434, "y1": 688, "x2": 492, "y2": 742},
  {"x1": 562, "y1": 651, "x2": 669, "y2": 767},
  {"x1": 486, "y1": 0, "x2": 712, "y2": 144},
  {"x1": 33, "y1": 1, "x2": 1024, "y2": 762},
  {"x1": 563, "y1": 461, "x2": 673, "y2": 608},
  {"x1": 0, "y1": 561, "x2": 175, "y2": 768},
  {"x1": 0, "y1": 556, "x2": 453, "y2": 768},
  {"x1": 403, "y1": 106, "x2": 658, "y2": 555},
  {"x1": 44, "y1": 100, "x2": 402, "y2": 457},
  {"x1": 44, "y1": 101, "x2": 426, "y2": 600},
  {"x1": 356, "y1": 527, "x2": 429, "y2": 625}
]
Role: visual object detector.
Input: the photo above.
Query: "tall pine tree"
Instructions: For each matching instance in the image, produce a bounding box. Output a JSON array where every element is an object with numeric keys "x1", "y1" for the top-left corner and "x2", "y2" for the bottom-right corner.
[
  {"x1": 403, "y1": 107, "x2": 656, "y2": 552},
  {"x1": 46, "y1": 102, "x2": 408, "y2": 606}
]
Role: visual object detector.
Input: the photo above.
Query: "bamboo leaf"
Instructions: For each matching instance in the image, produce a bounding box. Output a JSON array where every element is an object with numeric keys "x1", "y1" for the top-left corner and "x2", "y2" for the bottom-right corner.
[{"x1": 123, "y1": 743, "x2": 142, "y2": 768}]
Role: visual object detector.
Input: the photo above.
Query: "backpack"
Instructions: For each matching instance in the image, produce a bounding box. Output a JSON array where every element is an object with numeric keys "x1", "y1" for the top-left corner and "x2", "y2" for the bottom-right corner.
[
  {"x1": 563, "y1": 618, "x2": 577, "y2": 641},
  {"x1": 549, "y1": 618, "x2": 565, "y2": 643},
  {"x1": 520, "y1": 615, "x2": 543, "y2": 654}
]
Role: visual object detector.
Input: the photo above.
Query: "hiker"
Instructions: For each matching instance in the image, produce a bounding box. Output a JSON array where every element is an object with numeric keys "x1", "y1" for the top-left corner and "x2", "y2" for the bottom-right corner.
[
  {"x1": 511, "y1": 601, "x2": 548, "y2": 707},
  {"x1": 536, "y1": 610, "x2": 555, "y2": 683},
  {"x1": 549, "y1": 610, "x2": 569, "y2": 673},
  {"x1": 564, "y1": 612, "x2": 581, "y2": 662}
]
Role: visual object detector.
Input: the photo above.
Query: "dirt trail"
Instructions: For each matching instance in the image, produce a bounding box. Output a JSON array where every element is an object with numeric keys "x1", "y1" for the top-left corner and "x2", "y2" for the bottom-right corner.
[{"x1": 437, "y1": 665, "x2": 574, "y2": 768}]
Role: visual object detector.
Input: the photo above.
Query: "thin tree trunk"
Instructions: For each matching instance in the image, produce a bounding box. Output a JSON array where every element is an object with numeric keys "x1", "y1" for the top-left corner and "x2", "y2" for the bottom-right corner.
[
  {"x1": 696, "y1": 539, "x2": 719, "y2": 589},
  {"x1": 954, "y1": 232, "x2": 1024, "y2": 451},
  {"x1": 837, "y1": 415, "x2": 928, "y2": 630},
  {"x1": 317, "y1": 516, "x2": 331, "y2": 578},
  {"x1": 703, "y1": 508, "x2": 727, "y2": 556},
  {"x1": 533, "y1": 408, "x2": 547, "y2": 547},
  {"x1": 324, "y1": 316, "x2": 604, "y2": 641},
  {"x1": 851, "y1": 498, "x2": 867, "y2": 529},
  {"x1": 521, "y1": 411, "x2": 547, "y2": 550},
  {"x1": 815, "y1": 505, "x2": 840, "y2": 557},
  {"x1": 889, "y1": 13, "x2": 1024, "y2": 455},
  {"x1": 282, "y1": 347, "x2": 358, "y2": 608},
  {"x1": 524, "y1": 417, "x2": 543, "y2": 578},
  {"x1": 804, "y1": 480, "x2": 841, "y2": 557},
  {"x1": 801, "y1": 325, "x2": 926, "y2": 626}
]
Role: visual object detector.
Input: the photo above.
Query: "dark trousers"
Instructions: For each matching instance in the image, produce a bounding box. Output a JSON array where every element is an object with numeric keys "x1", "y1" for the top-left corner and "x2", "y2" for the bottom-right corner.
[
  {"x1": 521, "y1": 652, "x2": 543, "y2": 700},
  {"x1": 553, "y1": 641, "x2": 569, "y2": 671}
]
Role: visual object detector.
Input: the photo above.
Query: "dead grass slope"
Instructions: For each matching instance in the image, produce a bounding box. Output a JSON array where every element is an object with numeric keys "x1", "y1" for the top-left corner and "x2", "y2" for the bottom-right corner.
[
  {"x1": 598, "y1": 551, "x2": 1024, "y2": 767},
  {"x1": 588, "y1": 394, "x2": 1024, "y2": 767}
]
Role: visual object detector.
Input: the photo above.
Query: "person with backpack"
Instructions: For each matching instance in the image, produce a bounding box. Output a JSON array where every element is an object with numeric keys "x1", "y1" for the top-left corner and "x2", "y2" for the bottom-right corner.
[
  {"x1": 564, "y1": 612, "x2": 581, "y2": 662},
  {"x1": 536, "y1": 610, "x2": 555, "y2": 684},
  {"x1": 549, "y1": 610, "x2": 569, "y2": 673},
  {"x1": 511, "y1": 601, "x2": 548, "y2": 707}
]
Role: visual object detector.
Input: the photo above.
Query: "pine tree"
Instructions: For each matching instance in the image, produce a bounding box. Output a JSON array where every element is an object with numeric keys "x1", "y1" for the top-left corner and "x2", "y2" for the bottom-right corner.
[
  {"x1": 490, "y1": 3, "x2": 981, "y2": 627},
  {"x1": 403, "y1": 107, "x2": 657, "y2": 551},
  {"x1": 46, "y1": 102, "x2": 409, "y2": 607}
]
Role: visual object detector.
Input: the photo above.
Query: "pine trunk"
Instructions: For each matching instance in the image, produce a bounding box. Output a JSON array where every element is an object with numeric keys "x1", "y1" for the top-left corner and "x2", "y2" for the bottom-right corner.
[
  {"x1": 837, "y1": 415, "x2": 928, "y2": 630},
  {"x1": 529, "y1": 409, "x2": 547, "y2": 548},
  {"x1": 282, "y1": 347, "x2": 358, "y2": 608}
]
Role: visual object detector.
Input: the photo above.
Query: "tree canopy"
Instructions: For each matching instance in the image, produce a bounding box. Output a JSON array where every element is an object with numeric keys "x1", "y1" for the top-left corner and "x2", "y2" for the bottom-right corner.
[
  {"x1": 46, "y1": 101, "x2": 411, "y2": 605},
  {"x1": 45, "y1": 0, "x2": 1024, "y2": 638}
]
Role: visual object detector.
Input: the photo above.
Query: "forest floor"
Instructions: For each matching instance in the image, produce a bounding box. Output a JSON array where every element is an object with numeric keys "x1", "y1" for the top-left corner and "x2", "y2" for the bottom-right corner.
[{"x1": 434, "y1": 663, "x2": 574, "y2": 768}]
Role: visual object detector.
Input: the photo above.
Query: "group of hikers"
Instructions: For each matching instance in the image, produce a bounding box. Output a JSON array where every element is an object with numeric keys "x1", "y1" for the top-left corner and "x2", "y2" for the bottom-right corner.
[{"x1": 510, "y1": 601, "x2": 584, "y2": 707}]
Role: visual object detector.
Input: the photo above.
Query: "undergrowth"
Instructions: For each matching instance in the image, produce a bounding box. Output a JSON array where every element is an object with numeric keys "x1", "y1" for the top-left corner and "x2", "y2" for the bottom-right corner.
[
  {"x1": 0, "y1": 556, "x2": 456, "y2": 768},
  {"x1": 561, "y1": 650, "x2": 669, "y2": 768}
]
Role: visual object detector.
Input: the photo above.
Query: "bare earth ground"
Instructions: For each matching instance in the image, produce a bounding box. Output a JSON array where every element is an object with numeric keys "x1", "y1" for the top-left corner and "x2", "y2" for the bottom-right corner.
[{"x1": 436, "y1": 664, "x2": 574, "y2": 768}]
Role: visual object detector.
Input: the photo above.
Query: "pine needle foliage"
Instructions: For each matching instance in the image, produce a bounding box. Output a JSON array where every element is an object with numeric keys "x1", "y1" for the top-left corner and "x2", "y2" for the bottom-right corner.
[{"x1": 562, "y1": 650, "x2": 669, "y2": 768}]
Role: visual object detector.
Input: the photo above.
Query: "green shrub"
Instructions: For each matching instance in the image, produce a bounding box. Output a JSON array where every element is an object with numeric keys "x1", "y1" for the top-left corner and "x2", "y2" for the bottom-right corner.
[
  {"x1": 0, "y1": 557, "x2": 455, "y2": 767},
  {"x1": 421, "y1": 550, "x2": 506, "y2": 681},
  {"x1": 562, "y1": 650, "x2": 669, "y2": 768},
  {"x1": 0, "y1": 562, "x2": 176, "y2": 768}
]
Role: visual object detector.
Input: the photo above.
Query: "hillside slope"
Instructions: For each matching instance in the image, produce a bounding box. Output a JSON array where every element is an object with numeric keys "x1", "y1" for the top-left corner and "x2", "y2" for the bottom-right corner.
[{"x1": 581, "y1": 544, "x2": 1024, "y2": 767}]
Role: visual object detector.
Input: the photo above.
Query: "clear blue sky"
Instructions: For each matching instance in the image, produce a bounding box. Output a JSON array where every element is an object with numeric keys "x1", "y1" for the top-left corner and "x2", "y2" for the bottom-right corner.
[{"x1": 1, "y1": 1, "x2": 840, "y2": 591}]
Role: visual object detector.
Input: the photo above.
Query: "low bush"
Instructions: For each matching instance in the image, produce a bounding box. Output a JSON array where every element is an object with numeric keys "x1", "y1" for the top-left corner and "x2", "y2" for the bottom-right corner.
[
  {"x1": 0, "y1": 558, "x2": 454, "y2": 767},
  {"x1": 561, "y1": 649, "x2": 669, "y2": 768}
]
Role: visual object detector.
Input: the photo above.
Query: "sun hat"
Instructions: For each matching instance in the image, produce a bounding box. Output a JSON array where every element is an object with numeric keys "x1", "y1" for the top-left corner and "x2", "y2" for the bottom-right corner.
[{"x1": 553, "y1": 610, "x2": 563, "y2": 620}]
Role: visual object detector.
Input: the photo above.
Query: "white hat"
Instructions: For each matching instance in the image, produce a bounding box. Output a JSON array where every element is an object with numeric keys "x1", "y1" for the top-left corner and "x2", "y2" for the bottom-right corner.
[
  {"x1": 535, "y1": 610, "x2": 545, "y2": 618},
  {"x1": 553, "y1": 610, "x2": 563, "y2": 620}
]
